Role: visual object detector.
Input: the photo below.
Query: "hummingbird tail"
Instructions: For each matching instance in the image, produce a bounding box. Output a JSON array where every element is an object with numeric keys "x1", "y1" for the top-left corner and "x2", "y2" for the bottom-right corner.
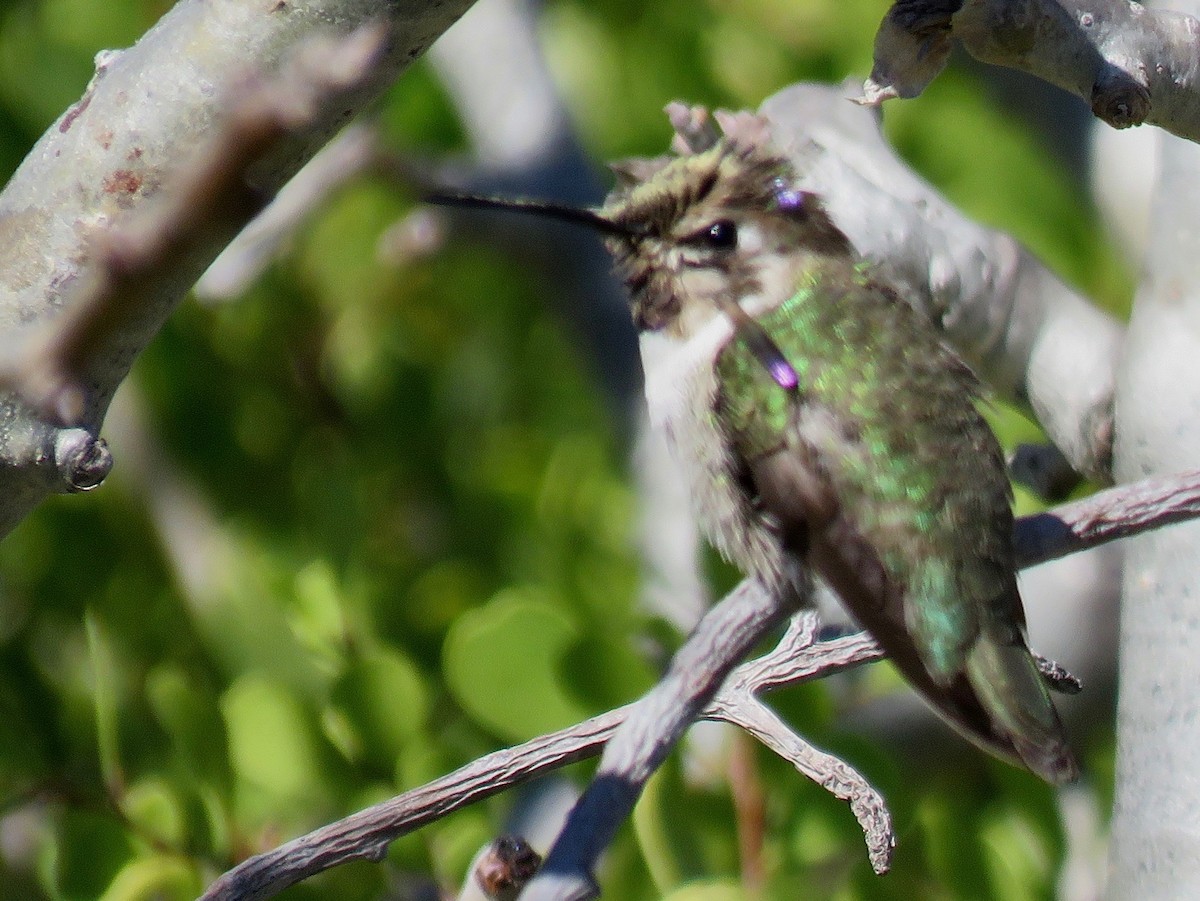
[{"x1": 965, "y1": 628, "x2": 1080, "y2": 784}]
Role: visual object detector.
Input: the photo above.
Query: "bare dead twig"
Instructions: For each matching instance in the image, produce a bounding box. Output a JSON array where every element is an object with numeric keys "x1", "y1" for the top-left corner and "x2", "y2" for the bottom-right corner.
[
  {"x1": 519, "y1": 579, "x2": 801, "y2": 901},
  {"x1": 197, "y1": 467, "x2": 1200, "y2": 901}
]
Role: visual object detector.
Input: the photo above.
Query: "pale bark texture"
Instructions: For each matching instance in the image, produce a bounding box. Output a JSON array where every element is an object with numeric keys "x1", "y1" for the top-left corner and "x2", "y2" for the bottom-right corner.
[
  {"x1": 0, "y1": 0, "x2": 478, "y2": 538},
  {"x1": 1109, "y1": 7, "x2": 1200, "y2": 890},
  {"x1": 864, "y1": 0, "x2": 1200, "y2": 140}
]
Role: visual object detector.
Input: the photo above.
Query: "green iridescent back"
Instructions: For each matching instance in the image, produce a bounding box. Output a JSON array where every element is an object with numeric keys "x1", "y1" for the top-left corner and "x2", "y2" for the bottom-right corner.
[{"x1": 715, "y1": 261, "x2": 1017, "y2": 680}]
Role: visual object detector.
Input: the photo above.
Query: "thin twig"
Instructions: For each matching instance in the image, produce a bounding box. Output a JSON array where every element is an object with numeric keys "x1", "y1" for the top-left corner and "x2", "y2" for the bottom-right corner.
[
  {"x1": 197, "y1": 467, "x2": 1200, "y2": 900},
  {"x1": 1013, "y1": 468, "x2": 1200, "y2": 567},
  {"x1": 710, "y1": 689, "x2": 894, "y2": 873},
  {"x1": 520, "y1": 579, "x2": 800, "y2": 901},
  {"x1": 710, "y1": 614, "x2": 892, "y2": 874}
]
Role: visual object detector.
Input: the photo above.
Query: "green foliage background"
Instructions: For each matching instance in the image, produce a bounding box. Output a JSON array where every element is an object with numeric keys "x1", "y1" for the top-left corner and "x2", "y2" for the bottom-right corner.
[{"x1": 0, "y1": 1, "x2": 1128, "y2": 899}]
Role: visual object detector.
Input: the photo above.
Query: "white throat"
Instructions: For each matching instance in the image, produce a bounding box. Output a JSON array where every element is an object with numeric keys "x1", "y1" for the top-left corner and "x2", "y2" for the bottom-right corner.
[{"x1": 638, "y1": 312, "x2": 733, "y2": 434}]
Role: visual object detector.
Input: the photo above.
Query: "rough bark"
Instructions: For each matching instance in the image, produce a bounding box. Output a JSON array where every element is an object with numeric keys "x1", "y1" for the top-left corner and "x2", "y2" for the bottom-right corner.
[{"x1": 0, "y1": 0, "x2": 479, "y2": 538}]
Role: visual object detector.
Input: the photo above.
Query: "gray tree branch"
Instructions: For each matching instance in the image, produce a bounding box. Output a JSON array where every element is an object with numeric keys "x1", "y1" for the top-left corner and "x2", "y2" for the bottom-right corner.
[
  {"x1": 1108, "y1": 0, "x2": 1200, "y2": 877},
  {"x1": 754, "y1": 84, "x2": 1124, "y2": 482},
  {"x1": 195, "y1": 466, "x2": 1200, "y2": 900},
  {"x1": 0, "y1": 0, "x2": 479, "y2": 539},
  {"x1": 863, "y1": 0, "x2": 1200, "y2": 142}
]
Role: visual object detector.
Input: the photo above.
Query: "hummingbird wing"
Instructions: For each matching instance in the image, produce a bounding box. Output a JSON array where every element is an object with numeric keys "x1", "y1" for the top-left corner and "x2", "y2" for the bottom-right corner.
[{"x1": 714, "y1": 274, "x2": 1077, "y2": 783}]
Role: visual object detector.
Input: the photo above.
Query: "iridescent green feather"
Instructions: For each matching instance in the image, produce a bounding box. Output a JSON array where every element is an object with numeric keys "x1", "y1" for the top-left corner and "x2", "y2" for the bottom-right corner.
[{"x1": 715, "y1": 262, "x2": 1014, "y2": 682}]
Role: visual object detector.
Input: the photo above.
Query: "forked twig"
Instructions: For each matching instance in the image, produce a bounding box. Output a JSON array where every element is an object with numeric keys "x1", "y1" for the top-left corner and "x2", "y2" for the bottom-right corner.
[{"x1": 199, "y1": 468, "x2": 1200, "y2": 900}]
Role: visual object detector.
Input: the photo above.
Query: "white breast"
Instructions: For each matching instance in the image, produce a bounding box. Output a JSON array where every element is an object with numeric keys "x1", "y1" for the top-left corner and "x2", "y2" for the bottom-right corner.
[
  {"x1": 637, "y1": 313, "x2": 798, "y2": 596},
  {"x1": 638, "y1": 316, "x2": 733, "y2": 435}
]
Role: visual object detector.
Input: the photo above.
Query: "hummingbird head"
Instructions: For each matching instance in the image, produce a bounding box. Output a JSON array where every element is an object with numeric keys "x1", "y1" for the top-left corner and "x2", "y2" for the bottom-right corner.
[
  {"x1": 599, "y1": 140, "x2": 854, "y2": 339},
  {"x1": 425, "y1": 138, "x2": 847, "y2": 386}
]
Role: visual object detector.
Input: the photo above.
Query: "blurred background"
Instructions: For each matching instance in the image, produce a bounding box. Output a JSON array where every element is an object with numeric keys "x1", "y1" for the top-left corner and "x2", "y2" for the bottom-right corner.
[{"x1": 0, "y1": 0, "x2": 1137, "y2": 898}]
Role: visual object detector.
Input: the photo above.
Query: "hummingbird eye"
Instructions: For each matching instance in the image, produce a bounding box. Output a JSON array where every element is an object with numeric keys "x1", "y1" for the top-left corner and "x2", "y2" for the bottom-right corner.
[{"x1": 701, "y1": 219, "x2": 738, "y2": 250}]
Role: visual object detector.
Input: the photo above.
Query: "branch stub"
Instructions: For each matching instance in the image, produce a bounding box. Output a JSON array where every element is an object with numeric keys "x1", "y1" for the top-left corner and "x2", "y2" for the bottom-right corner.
[{"x1": 54, "y1": 427, "x2": 112, "y2": 492}]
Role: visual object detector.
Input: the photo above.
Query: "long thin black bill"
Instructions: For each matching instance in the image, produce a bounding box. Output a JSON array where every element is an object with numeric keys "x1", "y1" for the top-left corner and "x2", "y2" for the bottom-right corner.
[
  {"x1": 425, "y1": 192, "x2": 636, "y2": 240},
  {"x1": 429, "y1": 192, "x2": 797, "y2": 391}
]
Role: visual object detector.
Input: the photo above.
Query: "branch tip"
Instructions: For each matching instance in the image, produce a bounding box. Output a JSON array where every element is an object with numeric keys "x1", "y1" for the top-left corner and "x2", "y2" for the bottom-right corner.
[
  {"x1": 472, "y1": 835, "x2": 541, "y2": 901},
  {"x1": 1091, "y1": 68, "x2": 1151, "y2": 129},
  {"x1": 54, "y1": 428, "x2": 112, "y2": 493},
  {"x1": 665, "y1": 101, "x2": 720, "y2": 153}
]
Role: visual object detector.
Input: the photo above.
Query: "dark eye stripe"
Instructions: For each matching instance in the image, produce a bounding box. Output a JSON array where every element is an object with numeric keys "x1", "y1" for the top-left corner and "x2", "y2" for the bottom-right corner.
[
  {"x1": 625, "y1": 269, "x2": 650, "y2": 293},
  {"x1": 691, "y1": 167, "x2": 719, "y2": 204},
  {"x1": 681, "y1": 219, "x2": 738, "y2": 251}
]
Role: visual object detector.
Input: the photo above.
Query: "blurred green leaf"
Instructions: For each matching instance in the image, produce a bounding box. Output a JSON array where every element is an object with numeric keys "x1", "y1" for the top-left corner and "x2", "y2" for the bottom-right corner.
[
  {"x1": 633, "y1": 756, "x2": 744, "y2": 894},
  {"x1": 220, "y1": 675, "x2": 330, "y2": 824},
  {"x1": 290, "y1": 559, "x2": 350, "y2": 670},
  {"x1": 145, "y1": 662, "x2": 230, "y2": 787},
  {"x1": 561, "y1": 633, "x2": 654, "y2": 711},
  {"x1": 85, "y1": 610, "x2": 122, "y2": 794},
  {"x1": 661, "y1": 880, "x2": 748, "y2": 901},
  {"x1": 328, "y1": 646, "x2": 429, "y2": 771},
  {"x1": 120, "y1": 776, "x2": 186, "y2": 848},
  {"x1": 96, "y1": 855, "x2": 201, "y2": 901},
  {"x1": 444, "y1": 589, "x2": 591, "y2": 742},
  {"x1": 634, "y1": 767, "x2": 707, "y2": 893},
  {"x1": 428, "y1": 810, "x2": 493, "y2": 889},
  {"x1": 41, "y1": 809, "x2": 134, "y2": 901}
]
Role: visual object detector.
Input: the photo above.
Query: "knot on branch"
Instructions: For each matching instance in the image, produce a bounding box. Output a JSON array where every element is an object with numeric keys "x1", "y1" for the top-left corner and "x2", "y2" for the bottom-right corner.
[
  {"x1": 54, "y1": 427, "x2": 112, "y2": 492},
  {"x1": 1091, "y1": 67, "x2": 1150, "y2": 129},
  {"x1": 473, "y1": 835, "x2": 542, "y2": 901}
]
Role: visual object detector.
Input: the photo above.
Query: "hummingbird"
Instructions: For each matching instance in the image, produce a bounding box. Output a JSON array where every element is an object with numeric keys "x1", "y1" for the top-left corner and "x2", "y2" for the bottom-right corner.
[{"x1": 431, "y1": 132, "x2": 1078, "y2": 784}]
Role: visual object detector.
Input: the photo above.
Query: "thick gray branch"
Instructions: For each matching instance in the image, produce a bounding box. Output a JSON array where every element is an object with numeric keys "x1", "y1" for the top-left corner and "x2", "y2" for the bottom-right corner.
[
  {"x1": 863, "y1": 0, "x2": 1200, "y2": 142},
  {"x1": 1109, "y1": 28, "x2": 1200, "y2": 885},
  {"x1": 749, "y1": 84, "x2": 1123, "y2": 481},
  {"x1": 0, "y1": 0, "x2": 478, "y2": 539}
]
